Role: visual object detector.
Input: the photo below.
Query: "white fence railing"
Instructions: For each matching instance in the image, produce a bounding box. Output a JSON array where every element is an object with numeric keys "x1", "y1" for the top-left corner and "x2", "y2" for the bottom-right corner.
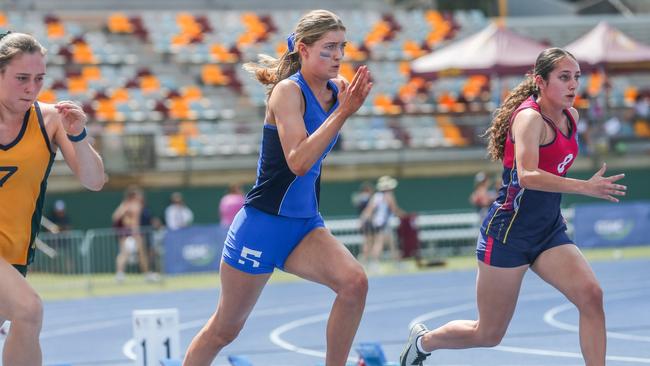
[{"x1": 28, "y1": 208, "x2": 574, "y2": 296}]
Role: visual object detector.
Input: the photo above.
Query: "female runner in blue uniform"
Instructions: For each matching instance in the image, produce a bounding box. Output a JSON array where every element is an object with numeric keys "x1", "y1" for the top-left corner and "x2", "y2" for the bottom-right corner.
[
  {"x1": 400, "y1": 48, "x2": 626, "y2": 366},
  {"x1": 183, "y1": 10, "x2": 372, "y2": 366}
]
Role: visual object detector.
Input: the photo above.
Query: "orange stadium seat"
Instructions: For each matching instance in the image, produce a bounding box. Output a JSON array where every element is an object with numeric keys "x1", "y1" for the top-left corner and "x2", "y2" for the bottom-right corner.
[
  {"x1": 437, "y1": 115, "x2": 468, "y2": 146},
  {"x1": 108, "y1": 13, "x2": 134, "y2": 33},
  {"x1": 635, "y1": 120, "x2": 650, "y2": 138},
  {"x1": 169, "y1": 97, "x2": 192, "y2": 120},
  {"x1": 587, "y1": 72, "x2": 604, "y2": 97},
  {"x1": 624, "y1": 87, "x2": 638, "y2": 106},
  {"x1": 176, "y1": 12, "x2": 204, "y2": 42},
  {"x1": 81, "y1": 66, "x2": 102, "y2": 81},
  {"x1": 339, "y1": 63, "x2": 356, "y2": 84},
  {"x1": 209, "y1": 43, "x2": 238, "y2": 63},
  {"x1": 168, "y1": 133, "x2": 188, "y2": 155},
  {"x1": 343, "y1": 42, "x2": 368, "y2": 62},
  {"x1": 46, "y1": 22, "x2": 66, "y2": 39},
  {"x1": 109, "y1": 88, "x2": 130, "y2": 102},
  {"x1": 238, "y1": 13, "x2": 268, "y2": 47},
  {"x1": 201, "y1": 64, "x2": 229, "y2": 86},
  {"x1": 140, "y1": 75, "x2": 161, "y2": 94},
  {"x1": 67, "y1": 76, "x2": 88, "y2": 94},
  {"x1": 38, "y1": 89, "x2": 57, "y2": 104},
  {"x1": 94, "y1": 99, "x2": 117, "y2": 121},
  {"x1": 181, "y1": 86, "x2": 202, "y2": 101},
  {"x1": 374, "y1": 93, "x2": 401, "y2": 114},
  {"x1": 72, "y1": 42, "x2": 96, "y2": 64}
]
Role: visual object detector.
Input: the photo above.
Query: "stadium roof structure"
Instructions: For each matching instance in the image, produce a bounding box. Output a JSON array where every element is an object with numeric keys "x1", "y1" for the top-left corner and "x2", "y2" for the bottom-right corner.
[
  {"x1": 564, "y1": 21, "x2": 650, "y2": 72},
  {"x1": 410, "y1": 22, "x2": 547, "y2": 79}
]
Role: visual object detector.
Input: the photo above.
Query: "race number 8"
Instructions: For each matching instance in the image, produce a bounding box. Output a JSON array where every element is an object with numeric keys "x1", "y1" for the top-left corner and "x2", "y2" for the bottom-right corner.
[{"x1": 557, "y1": 154, "x2": 574, "y2": 174}]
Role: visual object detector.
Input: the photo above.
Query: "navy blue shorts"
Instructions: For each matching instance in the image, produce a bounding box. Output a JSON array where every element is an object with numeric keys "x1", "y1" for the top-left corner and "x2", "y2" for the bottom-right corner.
[
  {"x1": 222, "y1": 206, "x2": 325, "y2": 274},
  {"x1": 476, "y1": 225, "x2": 573, "y2": 268}
]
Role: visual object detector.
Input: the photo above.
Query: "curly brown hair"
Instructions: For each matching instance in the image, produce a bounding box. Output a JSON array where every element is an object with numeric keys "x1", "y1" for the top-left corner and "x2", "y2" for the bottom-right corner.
[
  {"x1": 484, "y1": 47, "x2": 576, "y2": 161},
  {"x1": 242, "y1": 9, "x2": 345, "y2": 98}
]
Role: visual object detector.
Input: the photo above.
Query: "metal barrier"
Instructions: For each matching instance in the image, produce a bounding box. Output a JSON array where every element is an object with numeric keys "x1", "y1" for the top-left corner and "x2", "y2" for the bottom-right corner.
[{"x1": 28, "y1": 209, "x2": 575, "y2": 297}]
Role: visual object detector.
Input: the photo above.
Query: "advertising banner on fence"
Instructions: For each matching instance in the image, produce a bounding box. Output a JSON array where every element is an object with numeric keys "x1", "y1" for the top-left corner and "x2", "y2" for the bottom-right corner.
[
  {"x1": 574, "y1": 201, "x2": 650, "y2": 248},
  {"x1": 163, "y1": 224, "x2": 227, "y2": 274}
]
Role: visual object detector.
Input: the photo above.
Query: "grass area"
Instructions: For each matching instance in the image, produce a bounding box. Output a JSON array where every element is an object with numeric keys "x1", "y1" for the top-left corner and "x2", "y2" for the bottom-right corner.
[{"x1": 30, "y1": 245, "x2": 650, "y2": 301}]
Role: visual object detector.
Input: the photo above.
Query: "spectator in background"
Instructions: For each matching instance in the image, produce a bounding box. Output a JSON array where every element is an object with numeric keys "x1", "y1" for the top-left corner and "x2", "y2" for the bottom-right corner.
[
  {"x1": 46, "y1": 199, "x2": 74, "y2": 273},
  {"x1": 112, "y1": 186, "x2": 149, "y2": 282},
  {"x1": 146, "y1": 216, "x2": 165, "y2": 279},
  {"x1": 351, "y1": 181, "x2": 374, "y2": 264},
  {"x1": 165, "y1": 192, "x2": 194, "y2": 230},
  {"x1": 360, "y1": 175, "x2": 405, "y2": 273},
  {"x1": 219, "y1": 184, "x2": 245, "y2": 228},
  {"x1": 50, "y1": 199, "x2": 71, "y2": 231},
  {"x1": 469, "y1": 171, "x2": 496, "y2": 224}
]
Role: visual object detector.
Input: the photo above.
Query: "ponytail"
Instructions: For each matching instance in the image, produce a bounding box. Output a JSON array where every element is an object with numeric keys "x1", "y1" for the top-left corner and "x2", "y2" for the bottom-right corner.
[{"x1": 484, "y1": 76, "x2": 536, "y2": 161}]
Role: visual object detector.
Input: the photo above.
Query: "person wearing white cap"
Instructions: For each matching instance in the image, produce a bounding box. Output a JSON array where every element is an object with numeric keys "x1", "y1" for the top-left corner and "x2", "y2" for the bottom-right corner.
[{"x1": 360, "y1": 176, "x2": 405, "y2": 272}]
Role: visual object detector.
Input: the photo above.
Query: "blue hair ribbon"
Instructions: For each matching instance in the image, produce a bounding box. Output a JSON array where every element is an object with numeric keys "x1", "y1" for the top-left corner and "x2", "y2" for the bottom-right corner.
[{"x1": 287, "y1": 32, "x2": 296, "y2": 52}]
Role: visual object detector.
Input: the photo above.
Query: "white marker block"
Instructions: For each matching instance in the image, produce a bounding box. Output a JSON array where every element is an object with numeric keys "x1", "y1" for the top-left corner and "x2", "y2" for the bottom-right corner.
[{"x1": 133, "y1": 308, "x2": 180, "y2": 366}]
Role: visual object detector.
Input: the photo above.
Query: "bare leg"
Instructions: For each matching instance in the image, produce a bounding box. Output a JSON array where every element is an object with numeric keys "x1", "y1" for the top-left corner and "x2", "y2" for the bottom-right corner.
[
  {"x1": 284, "y1": 228, "x2": 368, "y2": 366},
  {"x1": 359, "y1": 232, "x2": 373, "y2": 263},
  {"x1": 370, "y1": 232, "x2": 387, "y2": 262},
  {"x1": 182, "y1": 261, "x2": 271, "y2": 366},
  {"x1": 116, "y1": 239, "x2": 128, "y2": 276},
  {"x1": 532, "y1": 244, "x2": 605, "y2": 366},
  {"x1": 421, "y1": 261, "x2": 528, "y2": 350},
  {"x1": 134, "y1": 235, "x2": 149, "y2": 274},
  {"x1": 0, "y1": 259, "x2": 43, "y2": 365}
]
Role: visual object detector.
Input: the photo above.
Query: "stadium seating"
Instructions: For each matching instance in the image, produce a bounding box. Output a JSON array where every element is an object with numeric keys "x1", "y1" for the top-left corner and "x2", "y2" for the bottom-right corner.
[{"x1": 2, "y1": 8, "x2": 648, "y2": 158}]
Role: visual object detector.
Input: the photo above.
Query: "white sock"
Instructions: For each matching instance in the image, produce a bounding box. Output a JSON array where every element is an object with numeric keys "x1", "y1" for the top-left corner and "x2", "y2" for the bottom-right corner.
[{"x1": 416, "y1": 335, "x2": 428, "y2": 353}]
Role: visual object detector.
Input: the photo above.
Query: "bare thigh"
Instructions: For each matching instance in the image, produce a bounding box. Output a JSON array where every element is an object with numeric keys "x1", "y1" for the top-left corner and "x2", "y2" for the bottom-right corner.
[
  {"x1": 476, "y1": 261, "x2": 528, "y2": 336},
  {"x1": 212, "y1": 261, "x2": 272, "y2": 330},
  {"x1": 0, "y1": 259, "x2": 39, "y2": 320},
  {"x1": 284, "y1": 227, "x2": 364, "y2": 290}
]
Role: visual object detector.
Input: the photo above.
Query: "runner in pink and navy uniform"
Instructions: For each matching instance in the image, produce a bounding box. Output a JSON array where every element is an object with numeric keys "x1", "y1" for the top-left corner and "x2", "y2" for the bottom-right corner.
[{"x1": 400, "y1": 48, "x2": 627, "y2": 366}]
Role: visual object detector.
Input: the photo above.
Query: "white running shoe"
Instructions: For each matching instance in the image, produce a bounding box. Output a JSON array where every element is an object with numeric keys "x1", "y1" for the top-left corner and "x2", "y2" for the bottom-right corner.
[{"x1": 400, "y1": 323, "x2": 431, "y2": 366}]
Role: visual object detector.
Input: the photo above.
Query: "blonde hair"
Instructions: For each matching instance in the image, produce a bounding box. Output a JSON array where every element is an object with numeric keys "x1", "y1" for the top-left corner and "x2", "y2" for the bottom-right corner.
[
  {"x1": 0, "y1": 32, "x2": 47, "y2": 72},
  {"x1": 242, "y1": 9, "x2": 345, "y2": 98},
  {"x1": 484, "y1": 47, "x2": 576, "y2": 161}
]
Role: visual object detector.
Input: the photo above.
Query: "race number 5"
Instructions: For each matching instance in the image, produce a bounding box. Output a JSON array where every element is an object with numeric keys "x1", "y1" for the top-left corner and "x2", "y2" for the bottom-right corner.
[
  {"x1": 238, "y1": 246, "x2": 262, "y2": 268},
  {"x1": 557, "y1": 154, "x2": 574, "y2": 174},
  {"x1": 0, "y1": 166, "x2": 18, "y2": 187}
]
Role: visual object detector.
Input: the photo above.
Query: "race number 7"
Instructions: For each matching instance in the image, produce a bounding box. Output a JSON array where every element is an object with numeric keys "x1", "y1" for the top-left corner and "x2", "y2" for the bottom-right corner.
[{"x1": 0, "y1": 166, "x2": 18, "y2": 187}]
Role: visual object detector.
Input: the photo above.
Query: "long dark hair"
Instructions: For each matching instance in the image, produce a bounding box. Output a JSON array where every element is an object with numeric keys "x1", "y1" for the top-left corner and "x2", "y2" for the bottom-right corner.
[{"x1": 484, "y1": 47, "x2": 577, "y2": 161}]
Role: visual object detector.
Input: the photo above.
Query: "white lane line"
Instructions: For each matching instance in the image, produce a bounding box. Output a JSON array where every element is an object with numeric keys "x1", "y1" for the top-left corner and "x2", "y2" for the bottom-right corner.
[
  {"x1": 544, "y1": 291, "x2": 650, "y2": 342},
  {"x1": 41, "y1": 318, "x2": 129, "y2": 339},
  {"x1": 122, "y1": 301, "x2": 355, "y2": 360},
  {"x1": 269, "y1": 296, "x2": 480, "y2": 362},
  {"x1": 494, "y1": 345, "x2": 650, "y2": 363}
]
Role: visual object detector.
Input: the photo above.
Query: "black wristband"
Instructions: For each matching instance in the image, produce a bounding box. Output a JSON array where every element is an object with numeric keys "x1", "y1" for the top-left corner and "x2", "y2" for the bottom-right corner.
[{"x1": 67, "y1": 127, "x2": 87, "y2": 142}]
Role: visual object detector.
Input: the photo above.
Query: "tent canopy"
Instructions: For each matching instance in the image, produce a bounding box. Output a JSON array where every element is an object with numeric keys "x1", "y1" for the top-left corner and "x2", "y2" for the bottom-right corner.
[
  {"x1": 410, "y1": 23, "x2": 548, "y2": 79},
  {"x1": 564, "y1": 21, "x2": 650, "y2": 71}
]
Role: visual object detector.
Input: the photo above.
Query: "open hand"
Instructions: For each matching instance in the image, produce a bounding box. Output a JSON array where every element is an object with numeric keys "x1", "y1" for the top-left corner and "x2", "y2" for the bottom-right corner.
[
  {"x1": 337, "y1": 65, "x2": 373, "y2": 117},
  {"x1": 585, "y1": 163, "x2": 626, "y2": 202}
]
